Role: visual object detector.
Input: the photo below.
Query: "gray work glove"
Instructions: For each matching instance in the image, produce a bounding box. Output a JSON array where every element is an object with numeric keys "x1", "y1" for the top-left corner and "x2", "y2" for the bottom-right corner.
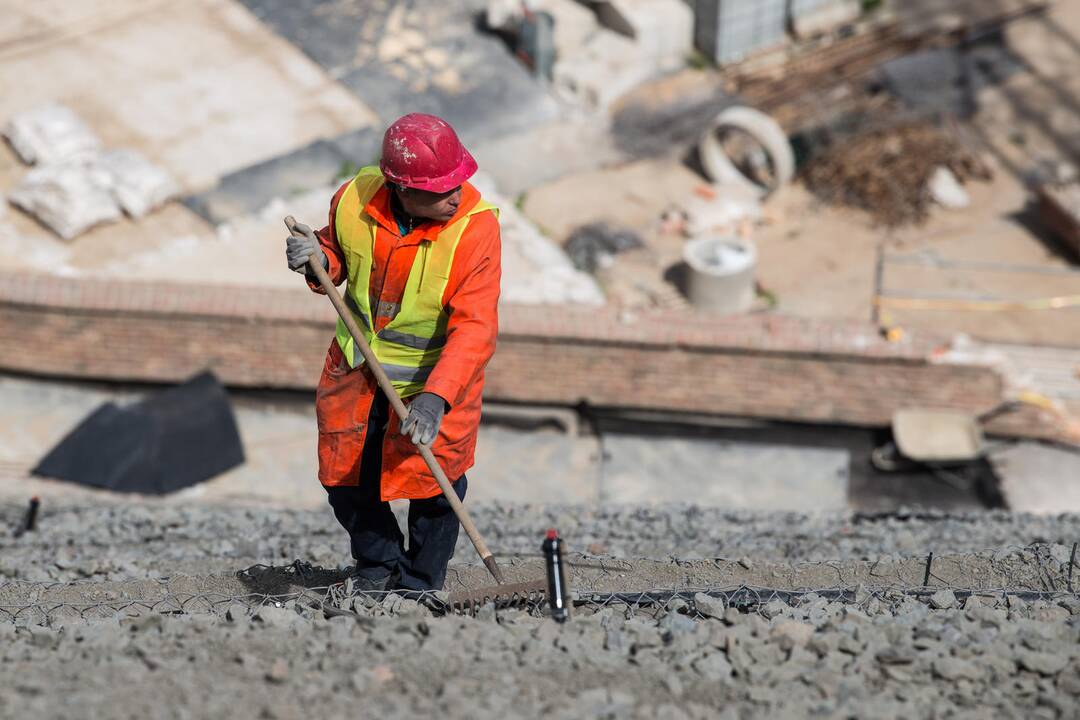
[
  {"x1": 285, "y1": 221, "x2": 327, "y2": 273},
  {"x1": 400, "y1": 392, "x2": 446, "y2": 446}
]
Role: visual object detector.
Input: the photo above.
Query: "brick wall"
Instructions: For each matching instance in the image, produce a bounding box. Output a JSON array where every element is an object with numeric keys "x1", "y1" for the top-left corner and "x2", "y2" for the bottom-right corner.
[{"x1": 0, "y1": 271, "x2": 1062, "y2": 440}]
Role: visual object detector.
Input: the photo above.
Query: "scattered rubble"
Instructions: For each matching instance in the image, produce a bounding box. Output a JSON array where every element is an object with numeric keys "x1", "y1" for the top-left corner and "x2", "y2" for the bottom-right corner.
[
  {"x1": 679, "y1": 183, "x2": 763, "y2": 236},
  {"x1": 592, "y1": 0, "x2": 694, "y2": 75}
]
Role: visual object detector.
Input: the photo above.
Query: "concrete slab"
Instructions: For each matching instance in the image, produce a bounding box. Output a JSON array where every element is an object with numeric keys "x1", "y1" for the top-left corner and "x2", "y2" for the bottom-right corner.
[
  {"x1": 469, "y1": 115, "x2": 625, "y2": 197},
  {"x1": 991, "y1": 441, "x2": 1080, "y2": 514},
  {"x1": 101, "y1": 185, "x2": 337, "y2": 289},
  {"x1": 593, "y1": 0, "x2": 694, "y2": 73},
  {"x1": 0, "y1": 196, "x2": 215, "y2": 277},
  {"x1": 753, "y1": 170, "x2": 1080, "y2": 343},
  {"x1": 519, "y1": 157, "x2": 709, "y2": 308},
  {"x1": 183, "y1": 128, "x2": 380, "y2": 225},
  {"x1": 239, "y1": 0, "x2": 559, "y2": 144},
  {"x1": 599, "y1": 433, "x2": 850, "y2": 510},
  {"x1": 0, "y1": 375, "x2": 326, "y2": 508},
  {"x1": 0, "y1": 0, "x2": 375, "y2": 191},
  {"x1": 0, "y1": 375, "x2": 853, "y2": 511},
  {"x1": 521, "y1": 157, "x2": 706, "y2": 243},
  {"x1": 553, "y1": 29, "x2": 657, "y2": 111}
]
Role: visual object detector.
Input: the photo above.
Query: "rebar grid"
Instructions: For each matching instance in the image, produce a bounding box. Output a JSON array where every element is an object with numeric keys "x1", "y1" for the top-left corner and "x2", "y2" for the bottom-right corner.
[{"x1": 2, "y1": 541, "x2": 1076, "y2": 625}]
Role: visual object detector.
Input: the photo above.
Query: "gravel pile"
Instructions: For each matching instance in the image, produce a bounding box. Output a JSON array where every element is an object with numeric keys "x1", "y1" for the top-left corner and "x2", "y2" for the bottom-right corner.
[
  {"x1": 4, "y1": 591, "x2": 1080, "y2": 719},
  {"x1": 3, "y1": 498, "x2": 1080, "y2": 718}
]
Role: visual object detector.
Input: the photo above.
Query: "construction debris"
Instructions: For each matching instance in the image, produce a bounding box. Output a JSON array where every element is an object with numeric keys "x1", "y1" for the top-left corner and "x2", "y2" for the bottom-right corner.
[
  {"x1": 565, "y1": 222, "x2": 644, "y2": 272},
  {"x1": 801, "y1": 122, "x2": 991, "y2": 226},
  {"x1": 680, "y1": 182, "x2": 763, "y2": 236},
  {"x1": 553, "y1": 29, "x2": 656, "y2": 110},
  {"x1": 546, "y1": 0, "x2": 599, "y2": 55},
  {"x1": 699, "y1": 105, "x2": 795, "y2": 196},
  {"x1": 927, "y1": 166, "x2": 971, "y2": 210}
]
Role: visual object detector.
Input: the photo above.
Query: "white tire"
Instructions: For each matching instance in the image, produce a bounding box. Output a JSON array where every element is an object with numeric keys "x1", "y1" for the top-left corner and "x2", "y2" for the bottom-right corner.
[{"x1": 699, "y1": 106, "x2": 795, "y2": 197}]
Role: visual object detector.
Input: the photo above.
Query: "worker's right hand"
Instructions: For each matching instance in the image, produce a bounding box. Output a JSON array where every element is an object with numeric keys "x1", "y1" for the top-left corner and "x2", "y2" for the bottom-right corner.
[{"x1": 285, "y1": 221, "x2": 327, "y2": 273}]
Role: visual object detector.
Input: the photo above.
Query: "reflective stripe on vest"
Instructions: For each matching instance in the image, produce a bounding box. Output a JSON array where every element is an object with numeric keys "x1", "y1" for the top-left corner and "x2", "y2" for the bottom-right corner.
[{"x1": 333, "y1": 166, "x2": 497, "y2": 398}]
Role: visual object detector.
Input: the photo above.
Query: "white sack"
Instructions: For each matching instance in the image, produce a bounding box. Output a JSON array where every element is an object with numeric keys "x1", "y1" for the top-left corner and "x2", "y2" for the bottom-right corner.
[
  {"x1": 9, "y1": 162, "x2": 121, "y2": 240},
  {"x1": 91, "y1": 149, "x2": 178, "y2": 218},
  {"x1": 3, "y1": 103, "x2": 102, "y2": 165}
]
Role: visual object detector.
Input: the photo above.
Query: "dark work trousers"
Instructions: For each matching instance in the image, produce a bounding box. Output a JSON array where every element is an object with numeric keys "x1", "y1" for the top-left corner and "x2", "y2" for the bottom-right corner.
[{"x1": 325, "y1": 389, "x2": 466, "y2": 591}]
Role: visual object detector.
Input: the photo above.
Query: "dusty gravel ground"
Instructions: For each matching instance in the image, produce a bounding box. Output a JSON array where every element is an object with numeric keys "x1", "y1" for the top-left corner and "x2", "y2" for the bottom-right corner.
[{"x1": 3, "y1": 499, "x2": 1080, "y2": 719}]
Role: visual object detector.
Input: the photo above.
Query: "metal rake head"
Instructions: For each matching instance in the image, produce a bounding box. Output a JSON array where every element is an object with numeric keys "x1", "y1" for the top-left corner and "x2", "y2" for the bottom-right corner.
[{"x1": 443, "y1": 579, "x2": 548, "y2": 616}]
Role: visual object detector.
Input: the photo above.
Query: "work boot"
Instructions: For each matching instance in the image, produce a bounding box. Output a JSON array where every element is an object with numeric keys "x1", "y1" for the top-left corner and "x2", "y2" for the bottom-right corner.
[
  {"x1": 384, "y1": 568, "x2": 433, "y2": 602},
  {"x1": 347, "y1": 569, "x2": 390, "y2": 593}
]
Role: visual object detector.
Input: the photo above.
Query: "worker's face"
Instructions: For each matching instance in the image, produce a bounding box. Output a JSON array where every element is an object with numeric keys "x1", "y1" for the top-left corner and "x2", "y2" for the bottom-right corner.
[{"x1": 396, "y1": 185, "x2": 462, "y2": 223}]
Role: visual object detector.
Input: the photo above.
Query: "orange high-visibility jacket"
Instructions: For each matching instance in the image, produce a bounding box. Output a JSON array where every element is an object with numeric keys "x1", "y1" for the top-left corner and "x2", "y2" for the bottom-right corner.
[{"x1": 307, "y1": 176, "x2": 501, "y2": 501}]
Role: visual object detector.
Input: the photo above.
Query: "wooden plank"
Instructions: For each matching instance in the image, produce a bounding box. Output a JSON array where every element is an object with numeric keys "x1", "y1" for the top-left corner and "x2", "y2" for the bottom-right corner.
[{"x1": 1037, "y1": 182, "x2": 1080, "y2": 261}]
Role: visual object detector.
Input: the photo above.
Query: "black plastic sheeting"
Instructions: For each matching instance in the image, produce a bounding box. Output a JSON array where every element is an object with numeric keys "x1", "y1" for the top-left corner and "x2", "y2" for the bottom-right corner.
[{"x1": 33, "y1": 372, "x2": 244, "y2": 495}]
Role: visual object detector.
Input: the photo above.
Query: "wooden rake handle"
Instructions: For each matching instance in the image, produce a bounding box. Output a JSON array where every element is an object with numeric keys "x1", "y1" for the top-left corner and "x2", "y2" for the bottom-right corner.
[{"x1": 285, "y1": 216, "x2": 504, "y2": 585}]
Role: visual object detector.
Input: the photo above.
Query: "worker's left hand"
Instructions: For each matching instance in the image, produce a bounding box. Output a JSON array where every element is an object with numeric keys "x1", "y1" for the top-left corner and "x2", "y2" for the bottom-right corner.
[{"x1": 400, "y1": 392, "x2": 446, "y2": 446}]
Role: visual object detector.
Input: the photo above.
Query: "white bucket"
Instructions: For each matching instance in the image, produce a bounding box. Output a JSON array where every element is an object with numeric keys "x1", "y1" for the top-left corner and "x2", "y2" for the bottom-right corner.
[{"x1": 682, "y1": 236, "x2": 757, "y2": 313}]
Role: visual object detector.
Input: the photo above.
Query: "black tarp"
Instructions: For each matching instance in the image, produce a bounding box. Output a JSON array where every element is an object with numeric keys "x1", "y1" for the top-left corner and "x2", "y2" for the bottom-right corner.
[{"x1": 33, "y1": 371, "x2": 245, "y2": 494}]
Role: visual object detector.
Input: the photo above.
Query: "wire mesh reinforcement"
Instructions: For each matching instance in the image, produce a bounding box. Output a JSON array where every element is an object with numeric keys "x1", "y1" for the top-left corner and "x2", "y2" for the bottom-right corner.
[
  {"x1": 2, "y1": 581, "x2": 1077, "y2": 626},
  {"x1": 3, "y1": 542, "x2": 1078, "y2": 624}
]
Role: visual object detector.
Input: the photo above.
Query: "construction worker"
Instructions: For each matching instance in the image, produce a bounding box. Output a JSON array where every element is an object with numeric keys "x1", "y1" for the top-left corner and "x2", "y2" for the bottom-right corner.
[{"x1": 285, "y1": 113, "x2": 500, "y2": 592}]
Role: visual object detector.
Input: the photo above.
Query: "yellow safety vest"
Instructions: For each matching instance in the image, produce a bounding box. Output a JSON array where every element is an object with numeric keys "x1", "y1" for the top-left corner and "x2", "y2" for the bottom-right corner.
[{"x1": 333, "y1": 167, "x2": 497, "y2": 398}]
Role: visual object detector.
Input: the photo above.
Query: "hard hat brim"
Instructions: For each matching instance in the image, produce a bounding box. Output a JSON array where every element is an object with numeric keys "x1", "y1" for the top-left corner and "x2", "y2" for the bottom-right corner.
[{"x1": 384, "y1": 148, "x2": 477, "y2": 194}]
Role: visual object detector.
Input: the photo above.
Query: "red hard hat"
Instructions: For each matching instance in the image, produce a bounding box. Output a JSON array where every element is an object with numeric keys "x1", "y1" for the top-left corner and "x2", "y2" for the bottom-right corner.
[{"x1": 380, "y1": 113, "x2": 477, "y2": 193}]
